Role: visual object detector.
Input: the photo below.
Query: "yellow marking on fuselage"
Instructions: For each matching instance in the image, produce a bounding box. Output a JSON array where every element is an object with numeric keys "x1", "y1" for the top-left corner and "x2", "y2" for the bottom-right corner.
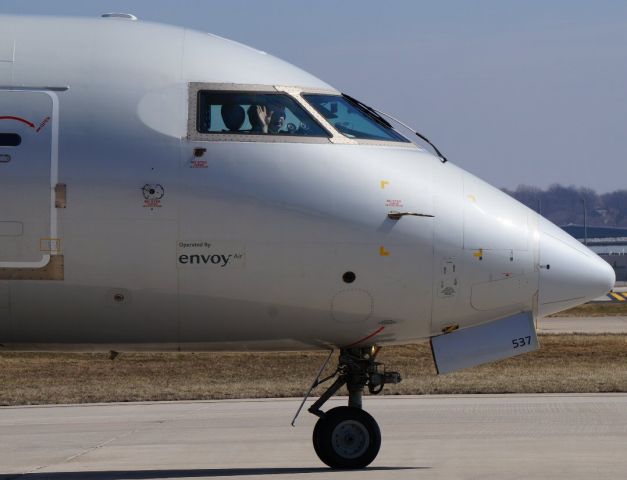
[
  {"x1": 379, "y1": 246, "x2": 390, "y2": 256},
  {"x1": 380, "y1": 180, "x2": 390, "y2": 189}
]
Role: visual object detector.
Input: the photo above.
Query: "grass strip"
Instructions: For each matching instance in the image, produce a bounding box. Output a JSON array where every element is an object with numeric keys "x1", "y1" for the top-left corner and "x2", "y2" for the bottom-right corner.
[
  {"x1": 549, "y1": 302, "x2": 627, "y2": 317},
  {"x1": 1, "y1": 334, "x2": 626, "y2": 406}
]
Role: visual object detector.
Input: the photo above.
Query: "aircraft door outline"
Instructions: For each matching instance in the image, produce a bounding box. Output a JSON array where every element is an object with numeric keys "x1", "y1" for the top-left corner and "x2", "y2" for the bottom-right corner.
[{"x1": 0, "y1": 89, "x2": 60, "y2": 269}]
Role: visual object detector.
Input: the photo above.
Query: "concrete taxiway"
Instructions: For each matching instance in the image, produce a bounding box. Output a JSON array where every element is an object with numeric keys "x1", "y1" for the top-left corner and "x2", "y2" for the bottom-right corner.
[
  {"x1": 538, "y1": 315, "x2": 627, "y2": 333},
  {"x1": 2, "y1": 395, "x2": 627, "y2": 479}
]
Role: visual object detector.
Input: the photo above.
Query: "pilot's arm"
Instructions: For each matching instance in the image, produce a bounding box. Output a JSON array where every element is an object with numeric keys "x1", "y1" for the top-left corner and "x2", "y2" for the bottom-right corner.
[{"x1": 255, "y1": 105, "x2": 272, "y2": 134}]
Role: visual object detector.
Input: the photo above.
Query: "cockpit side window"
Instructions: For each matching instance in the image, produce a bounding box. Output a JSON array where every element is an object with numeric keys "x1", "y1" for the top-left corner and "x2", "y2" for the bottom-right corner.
[
  {"x1": 302, "y1": 94, "x2": 409, "y2": 142},
  {"x1": 197, "y1": 91, "x2": 329, "y2": 137}
]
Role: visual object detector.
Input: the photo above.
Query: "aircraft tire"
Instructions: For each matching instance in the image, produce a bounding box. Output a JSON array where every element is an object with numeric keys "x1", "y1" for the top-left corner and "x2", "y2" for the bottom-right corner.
[{"x1": 312, "y1": 406, "x2": 381, "y2": 469}]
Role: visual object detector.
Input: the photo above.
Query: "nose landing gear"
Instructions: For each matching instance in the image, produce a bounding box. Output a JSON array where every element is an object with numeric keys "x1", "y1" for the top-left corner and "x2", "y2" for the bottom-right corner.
[{"x1": 299, "y1": 347, "x2": 401, "y2": 469}]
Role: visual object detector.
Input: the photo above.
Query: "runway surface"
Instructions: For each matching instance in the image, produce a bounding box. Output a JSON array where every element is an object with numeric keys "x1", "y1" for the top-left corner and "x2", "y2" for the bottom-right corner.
[
  {"x1": 538, "y1": 315, "x2": 627, "y2": 333},
  {"x1": 2, "y1": 394, "x2": 627, "y2": 479}
]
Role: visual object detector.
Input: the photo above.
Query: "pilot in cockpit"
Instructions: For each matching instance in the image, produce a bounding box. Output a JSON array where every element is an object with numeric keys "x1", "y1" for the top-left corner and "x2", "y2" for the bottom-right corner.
[
  {"x1": 247, "y1": 102, "x2": 286, "y2": 134},
  {"x1": 267, "y1": 103, "x2": 286, "y2": 133}
]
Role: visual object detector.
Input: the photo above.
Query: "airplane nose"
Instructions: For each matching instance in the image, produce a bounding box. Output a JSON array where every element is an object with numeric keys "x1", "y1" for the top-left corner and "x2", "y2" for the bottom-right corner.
[{"x1": 537, "y1": 217, "x2": 615, "y2": 317}]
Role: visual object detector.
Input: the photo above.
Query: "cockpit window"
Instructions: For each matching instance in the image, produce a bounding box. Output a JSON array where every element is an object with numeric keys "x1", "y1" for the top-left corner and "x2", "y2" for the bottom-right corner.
[
  {"x1": 197, "y1": 91, "x2": 329, "y2": 137},
  {"x1": 302, "y1": 94, "x2": 409, "y2": 142}
]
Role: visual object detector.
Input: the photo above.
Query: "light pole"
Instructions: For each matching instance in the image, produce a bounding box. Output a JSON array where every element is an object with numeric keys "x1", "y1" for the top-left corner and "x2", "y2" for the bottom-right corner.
[
  {"x1": 582, "y1": 196, "x2": 588, "y2": 246},
  {"x1": 537, "y1": 196, "x2": 542, "y2": 215}
]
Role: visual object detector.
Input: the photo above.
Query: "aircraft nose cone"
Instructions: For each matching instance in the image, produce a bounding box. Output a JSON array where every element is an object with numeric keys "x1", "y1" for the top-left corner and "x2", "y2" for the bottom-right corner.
[{"x1": 538, "y1": 217, "x2": 615, "y2": 317}]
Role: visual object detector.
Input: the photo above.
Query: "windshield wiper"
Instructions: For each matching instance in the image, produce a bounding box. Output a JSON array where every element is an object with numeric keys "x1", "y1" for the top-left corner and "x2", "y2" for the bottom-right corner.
[
  {"x1": 342, "y1": 93, "x2": 393, "y2": 129},
  {"x1": 342, "y1": 93, "x2": 448, "y2": 163}
]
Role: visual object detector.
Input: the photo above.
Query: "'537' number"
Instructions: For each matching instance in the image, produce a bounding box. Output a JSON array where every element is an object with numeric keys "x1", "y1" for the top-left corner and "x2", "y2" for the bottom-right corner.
[{"x1": 512, "y1": 336, "x2": 532, "y2": 348}]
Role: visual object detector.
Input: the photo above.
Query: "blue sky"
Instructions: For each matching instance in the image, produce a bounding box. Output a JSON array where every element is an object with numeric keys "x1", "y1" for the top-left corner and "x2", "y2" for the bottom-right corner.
[{"x1": 3, "y1": 1, "x2": 626, "y2": 192}]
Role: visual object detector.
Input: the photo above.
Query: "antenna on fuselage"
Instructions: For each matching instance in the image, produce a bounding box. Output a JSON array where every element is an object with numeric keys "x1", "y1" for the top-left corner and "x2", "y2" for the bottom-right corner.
[{"x1": 101, "y1": 13, "x2": 138, "y2": 21}]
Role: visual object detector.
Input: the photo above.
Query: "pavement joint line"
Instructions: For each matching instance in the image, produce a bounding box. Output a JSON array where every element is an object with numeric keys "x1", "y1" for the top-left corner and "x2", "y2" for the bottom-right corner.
[
  {"x1": 0, "y1": 401, "x2": 222, "y2": 477},
  {"x1": 8, "y1": 403, "x2": 217, "y2": 476},
  {"x1": 53, "y1": 428, "x2": 138, "y2": 467},
  {"x1": 10, "y1": 428, "x2": 139, "y2": 479},
  {"x1": 3, "y1": 401, "x2": 228, "y2": 480}
]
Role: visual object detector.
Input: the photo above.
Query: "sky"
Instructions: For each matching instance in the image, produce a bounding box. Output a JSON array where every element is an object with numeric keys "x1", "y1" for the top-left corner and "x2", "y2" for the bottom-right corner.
[{"x1": 3, "y1": 1, "x2": 626, "y2": 193}]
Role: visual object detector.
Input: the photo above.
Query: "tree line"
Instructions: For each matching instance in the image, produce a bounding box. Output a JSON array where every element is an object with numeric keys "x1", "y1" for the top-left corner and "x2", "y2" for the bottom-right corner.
[{"x1": 502, "y1": 185, "x2": 627, "y2": 227}]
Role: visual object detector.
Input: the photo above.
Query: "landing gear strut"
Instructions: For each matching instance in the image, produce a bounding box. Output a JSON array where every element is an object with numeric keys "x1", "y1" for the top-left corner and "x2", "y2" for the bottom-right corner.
[{"x1": 302, "y1": 347, "x2": 401, "y2": 469}]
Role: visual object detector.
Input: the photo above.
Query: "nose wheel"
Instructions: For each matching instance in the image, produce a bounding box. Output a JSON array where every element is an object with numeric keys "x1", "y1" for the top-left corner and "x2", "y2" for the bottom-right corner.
[
  {"x1": 313, "y1": 406, "x2": 381, "y2": 469},
  {"x1": 293, "y1": 347, "x2": 401, "y2": 469}
]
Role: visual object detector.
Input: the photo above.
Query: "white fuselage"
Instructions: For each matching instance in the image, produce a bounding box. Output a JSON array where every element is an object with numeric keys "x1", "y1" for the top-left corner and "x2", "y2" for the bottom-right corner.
[{"x1": 0, "y1": 15, "x2": 614, "y2": 352}]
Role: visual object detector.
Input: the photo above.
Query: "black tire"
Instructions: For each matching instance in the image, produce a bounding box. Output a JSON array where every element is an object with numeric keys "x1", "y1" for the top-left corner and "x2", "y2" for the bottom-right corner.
[
  {"x1": 312, "y1": 406, "x2": 381, "y2": 469},
  {"x1": 312, "y1": 413, "x2": 326, "y2": 461}
]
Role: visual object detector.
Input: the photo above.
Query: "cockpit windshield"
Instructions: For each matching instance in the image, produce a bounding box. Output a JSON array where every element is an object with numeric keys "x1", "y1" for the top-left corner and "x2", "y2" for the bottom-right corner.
[
  {"x1": 302, "y1": 94, "x2": 410, "y2": 142},
  {"x1": 197, "y1": 91, "x2": 329, "y2": 137}
]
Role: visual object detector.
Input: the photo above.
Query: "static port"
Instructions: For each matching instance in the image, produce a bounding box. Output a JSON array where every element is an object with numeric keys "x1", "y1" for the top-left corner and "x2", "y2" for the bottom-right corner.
[{"x1": 113, "y1": 293, "x2": 125, "y2": 303}]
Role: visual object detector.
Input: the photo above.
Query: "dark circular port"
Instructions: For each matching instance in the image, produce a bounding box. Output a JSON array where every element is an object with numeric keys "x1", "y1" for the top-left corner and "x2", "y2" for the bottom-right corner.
[
  {"x1": 113, "y1": 293, "x2": 125, "y2": 303},
  {"x1": 342, "y1": 271, "x2": 356, "y2": 283}
]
